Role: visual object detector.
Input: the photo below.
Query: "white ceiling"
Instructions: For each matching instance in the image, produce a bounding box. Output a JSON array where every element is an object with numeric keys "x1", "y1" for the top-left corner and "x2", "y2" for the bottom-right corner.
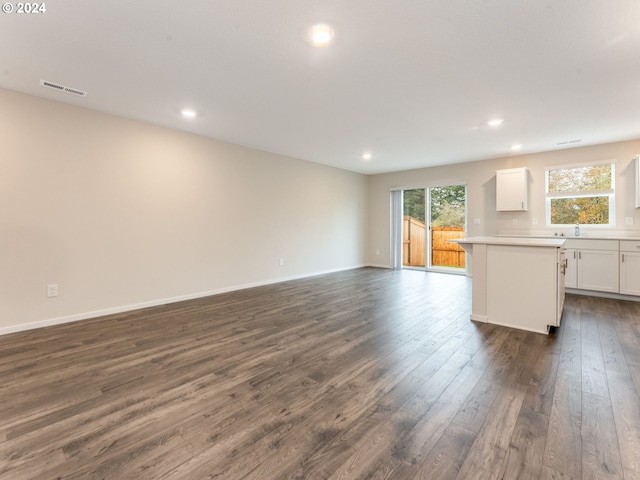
[{"x1": 2, "y1": 1, "x2": 640, "y2": 174}]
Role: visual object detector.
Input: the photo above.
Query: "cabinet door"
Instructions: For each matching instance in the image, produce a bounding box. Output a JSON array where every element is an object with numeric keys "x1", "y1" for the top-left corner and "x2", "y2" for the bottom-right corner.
[
  {"x1": 577, "y1": 249, "x2": 619, "y2": 293},
  {"x1": 564, "y1": 248, "x2": 578, "y2": 289},
  {"x1": 496, "y1": 168, "x2": 528, "y2": 211},
  {"x1": 557, "y1": 250, "x2": 565, "y2": 326},
  {"x1": 620, "y1": 251, "x2": 640, "y2": 295}
]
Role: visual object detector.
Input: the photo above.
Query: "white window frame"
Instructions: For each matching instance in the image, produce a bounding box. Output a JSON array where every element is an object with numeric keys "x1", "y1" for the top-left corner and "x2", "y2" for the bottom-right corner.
[{"x1": 544, "y1": 160, "x2": 615, "y2": 227}]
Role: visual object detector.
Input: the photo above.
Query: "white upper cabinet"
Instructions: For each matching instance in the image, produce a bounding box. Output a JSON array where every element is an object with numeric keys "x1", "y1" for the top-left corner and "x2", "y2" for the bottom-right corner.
[{"x1": 496, "y1": 167, "x2": 528, "y2": 211}]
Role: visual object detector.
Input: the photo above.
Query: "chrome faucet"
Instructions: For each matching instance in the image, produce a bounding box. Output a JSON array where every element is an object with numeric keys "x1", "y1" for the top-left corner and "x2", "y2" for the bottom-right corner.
[{"x1": 575, "y1": 222, "x2": 580, "y2": 237}]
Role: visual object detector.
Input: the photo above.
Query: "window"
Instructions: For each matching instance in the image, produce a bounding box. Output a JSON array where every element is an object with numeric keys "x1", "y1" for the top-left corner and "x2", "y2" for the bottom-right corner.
[{"x1": 545, "y1": 161, "x2": 615, "y2": 226}]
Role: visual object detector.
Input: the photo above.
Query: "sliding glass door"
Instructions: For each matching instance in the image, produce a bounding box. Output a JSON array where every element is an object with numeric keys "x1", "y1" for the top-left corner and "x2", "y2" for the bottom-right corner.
[
  {"x1": 400, "y1": 184, "x2": 466, "y2": 273},
  {"x1": 428, "y1": 185, "x2": 466, "y2": 272},
  {"x1": 403, "y1": 189, "x2": 426, "y2": 268}
]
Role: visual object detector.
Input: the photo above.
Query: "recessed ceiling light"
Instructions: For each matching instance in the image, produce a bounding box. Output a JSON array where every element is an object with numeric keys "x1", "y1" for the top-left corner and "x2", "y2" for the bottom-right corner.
[
  {"x1": 511, "y1": 144, "x2": 523, "y2": 151},
  {"x1": 487, "y1": 118, "x2": 504, "y2": 127},
  {"x1": 311, "y1": 24, "x2": 334, "y2": 47},
  {"x1": 181, "y1": 108, "x2": 197, "y2": 118},
  {"x1": 362, "y1": 152, "x2": 373, "y2": 160}
]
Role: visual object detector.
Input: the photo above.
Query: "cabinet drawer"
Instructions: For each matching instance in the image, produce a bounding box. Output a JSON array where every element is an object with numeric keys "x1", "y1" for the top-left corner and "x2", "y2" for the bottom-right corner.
[
  {"x1": 564, "y1": 239, "x2": 618, "y2": 250},
  {"x1": 620, "y1": 240, "x2": 640, "y2": 252}
]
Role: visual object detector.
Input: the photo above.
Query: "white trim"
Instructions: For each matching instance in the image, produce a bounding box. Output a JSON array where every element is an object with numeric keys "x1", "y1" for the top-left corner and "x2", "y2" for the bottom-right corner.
[
  {"x1": 390, "y1": 190, "x2": 403, "y2": 270},
  {"x1": 545, "y1": 190, "x2": 614, "y2": 199},
  {"x1": 0, "y1": 265, "x2": 366, "y2": 336}
]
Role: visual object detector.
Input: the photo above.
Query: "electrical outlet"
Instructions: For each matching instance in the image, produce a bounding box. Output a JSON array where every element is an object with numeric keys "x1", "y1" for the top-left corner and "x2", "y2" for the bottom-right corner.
[
  {"x1": 512, "y1": 218, "x2": 518, "y2": 225},
  {"x1": 626, "y1": 217, "x2": 634, "y2": 225},
  {"x1": 532, "y1": 218, "x2": 538, "y2": 225},
  {"x1": 376, "y1": 249, "x2": 380, "y2": 256},
  {"x1": 47, "y1": 284, "x2": 58, "y2": 298},
  {"x1": 473, "y1": 218, "x2": 481, "y2": 225},
  {"x1": 279, "y1": 258, "x2": 284, "y2": 266}
]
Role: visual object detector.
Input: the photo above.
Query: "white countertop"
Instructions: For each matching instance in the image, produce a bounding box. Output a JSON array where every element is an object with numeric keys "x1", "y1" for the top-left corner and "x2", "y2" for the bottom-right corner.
[
  {"x1": 496, "y1": 233, "x2": 640, "y2": 241},
  {"x1": 452, "y1": 236, "x2": 566, "y2": 247}
]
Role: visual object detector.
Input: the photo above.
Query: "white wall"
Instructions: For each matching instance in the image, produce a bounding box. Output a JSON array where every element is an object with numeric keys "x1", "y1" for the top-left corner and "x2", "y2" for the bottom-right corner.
[
  {"x1": 0, "y1": 88, "x2": 368, "y2": 333},
  {"x1": 367, "y1": 139, "x2": 640, "y2": 267}
]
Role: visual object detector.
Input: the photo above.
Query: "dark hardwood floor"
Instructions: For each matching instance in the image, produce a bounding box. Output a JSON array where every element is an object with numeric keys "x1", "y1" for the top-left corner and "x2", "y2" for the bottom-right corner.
[{"x1": 1, "y1": 267, "x2": 640, "y2": 479}]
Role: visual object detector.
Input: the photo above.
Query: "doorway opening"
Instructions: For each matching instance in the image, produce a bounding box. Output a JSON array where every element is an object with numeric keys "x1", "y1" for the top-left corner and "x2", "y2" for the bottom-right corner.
[{"x1": 401, "y1": 184, "x2": 466, "y2": 273}]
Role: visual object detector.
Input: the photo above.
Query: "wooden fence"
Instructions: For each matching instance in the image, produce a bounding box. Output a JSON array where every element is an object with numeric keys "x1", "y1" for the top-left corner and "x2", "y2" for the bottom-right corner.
[
  {"x1": 403, "y1": 216, "x2": 426, "y2": 266},
  {"x1": 403, "y1": 217, "x2": 465, "y2": 268},
  {"x1": 431, "y1": 226, "x2": 465, "y2": 268}
]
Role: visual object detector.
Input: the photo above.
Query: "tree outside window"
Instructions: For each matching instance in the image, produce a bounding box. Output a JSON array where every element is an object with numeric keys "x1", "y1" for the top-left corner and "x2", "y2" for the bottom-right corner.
[
  {"x1": 430, "y1": 185, "x2": 465, "y2": 227},
  {"x1": 546, "y1": 162, "x2": 615, "y2": 225},
  {"x1": 402, "y1": 186, "x2": 465, "y2": 227}
]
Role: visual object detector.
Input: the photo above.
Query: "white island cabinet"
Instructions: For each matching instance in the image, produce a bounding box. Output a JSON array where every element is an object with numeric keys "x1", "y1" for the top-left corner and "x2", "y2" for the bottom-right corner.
[{"x1": 453, "y1": 236, "x2": 566, "y2": 335}]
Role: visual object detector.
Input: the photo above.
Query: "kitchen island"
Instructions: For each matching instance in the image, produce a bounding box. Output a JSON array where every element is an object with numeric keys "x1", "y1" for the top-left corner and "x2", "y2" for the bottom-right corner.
[{"x1": 452, "y1": 236, "x2": 566, "y2": 334}]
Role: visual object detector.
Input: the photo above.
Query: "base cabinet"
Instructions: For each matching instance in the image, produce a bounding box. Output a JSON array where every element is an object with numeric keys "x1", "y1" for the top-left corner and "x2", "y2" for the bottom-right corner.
[
  {"x1": 455, "y1": 237, "x2": 566, "y2": 335},
  {"x1": 565, "y1": 248, "x2": 578, "y2": 289},
  {"x1": 470, "y1": 237, "x2": 640, "y2": 302},
  {"x1": 564, "y1": 240, "x2": 619, "y2": 294},
  {"x1": 620, "y1": 241, "x2": 640, "y2": 295},
  {"x1": 485, "y1": 244, "x2": 563, "y2": 333},
  {"x1": 578, "y1": 249, "x2": 619, "y2": 293}
]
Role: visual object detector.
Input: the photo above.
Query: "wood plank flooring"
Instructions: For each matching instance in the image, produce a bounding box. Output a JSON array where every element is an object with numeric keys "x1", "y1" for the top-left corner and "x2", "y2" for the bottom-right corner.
[{"x1": 1, "y1": 267, "x2": 640, "y2": 479}]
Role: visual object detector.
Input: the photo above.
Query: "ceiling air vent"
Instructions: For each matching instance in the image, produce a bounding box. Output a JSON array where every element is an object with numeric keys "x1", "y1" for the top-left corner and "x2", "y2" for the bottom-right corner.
[
  {"x1": 39, "y1": 79, "x2": 87, "y2": 97},
  {"x1": 556, "y1": 139, "x2": 582, "y2": 146}
]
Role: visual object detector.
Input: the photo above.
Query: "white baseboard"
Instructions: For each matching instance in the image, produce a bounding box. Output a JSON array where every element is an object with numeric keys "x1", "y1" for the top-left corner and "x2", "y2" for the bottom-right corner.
[
  {"x1": 0, "y1": 265, "x2": 366, "y2": 336},
  {"x1": 365, "y1": 263, "x2": 391, "y2": 269},
  {"x1": 470, "y1": 314, "x2": 488, "y2": 323},
  {"x1": 565, "y1": 288, "x2": 640, "y2": 302}
]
